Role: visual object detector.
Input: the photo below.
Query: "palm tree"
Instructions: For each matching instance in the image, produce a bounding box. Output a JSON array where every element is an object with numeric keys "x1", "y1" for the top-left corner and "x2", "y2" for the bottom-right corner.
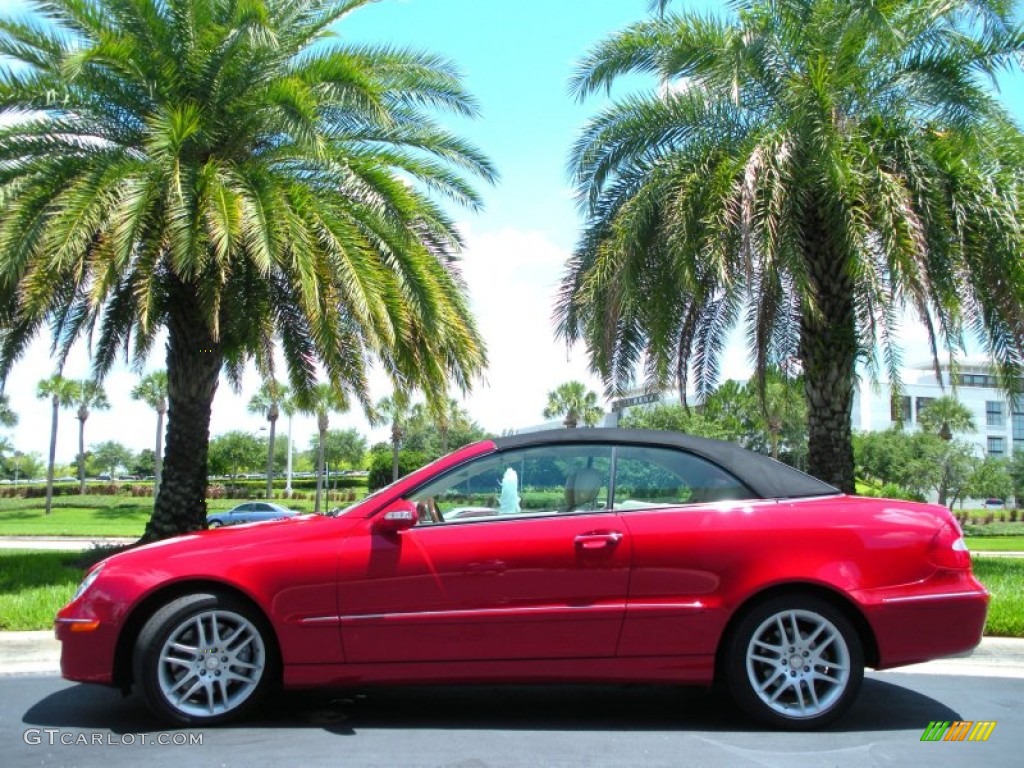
[
  {"x1": 917, "y1": 396, "x2": 976, "y2": 441},
  {"x1": 543, "y1": 381, "x2": 604, "y2": 429},
  {"x1": 297, "y1": 383, "x2": 347, "y2": 515},
  {"x1": 248, "y1": 380, "x2": 288, "y2": 499},
  {"x1": 70, "y1": 379, "x2": 109, "y2": 493},
  {"x1": 0, "y1": 0, "x2": 493, "y2": 540},
  {"x1": 373, "y1": 391, "x2": 411, "y2": 482},
  {"x1": 0, "y1": 393, "x2": 16, "y2": 428},
  {"x1": 35, "y1": 375, "x2": 77, "y2": 515},
  {"x1": 557, "y1": 0, "x2": 1024, "y2": 492},
  {"x1": 131, "y1": 371, "x2": 168, "y2": 495}
]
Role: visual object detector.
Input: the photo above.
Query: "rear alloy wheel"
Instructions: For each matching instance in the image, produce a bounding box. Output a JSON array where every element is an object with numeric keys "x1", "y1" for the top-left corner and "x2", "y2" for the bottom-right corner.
[
  {"x1": 724, "y1": 595, "x2": 864, "y2": 729},
  {"x1": 133, "y1": 593, "x2": 275, "y2": 725}
]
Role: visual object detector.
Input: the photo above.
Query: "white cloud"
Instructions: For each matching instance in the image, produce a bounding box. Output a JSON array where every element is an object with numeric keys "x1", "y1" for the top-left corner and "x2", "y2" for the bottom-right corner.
[{"x1": 455, "y1": 224, "x2": 610, "y2": 432}]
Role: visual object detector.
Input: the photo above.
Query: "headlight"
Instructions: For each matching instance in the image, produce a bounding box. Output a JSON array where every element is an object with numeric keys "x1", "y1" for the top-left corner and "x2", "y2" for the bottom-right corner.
[{"x1": 72, "y1": 565, "x2": 104, "y2": 602}]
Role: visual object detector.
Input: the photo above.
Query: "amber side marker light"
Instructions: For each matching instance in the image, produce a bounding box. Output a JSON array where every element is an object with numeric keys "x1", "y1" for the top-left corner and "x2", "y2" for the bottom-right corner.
[{"x1": 68, "y1": 620, "x2": 100, "y2": 632}]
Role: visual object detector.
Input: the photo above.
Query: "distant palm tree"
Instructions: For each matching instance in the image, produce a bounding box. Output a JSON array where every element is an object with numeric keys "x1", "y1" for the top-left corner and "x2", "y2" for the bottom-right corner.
[
  {"x1": 918, "y1": 396, "x2": 976, "y2": 441},
  {"x1": 435, "y1": 397, "x2": 472, "y2": 454},
  {"x1": 558, "y1": 0, "x2": 1024, "y2": 492},
  {"x1": 71, "y1": 380, "x2": 110, "y2": 493},
  {"x1": 36, "y1": 375, "x2": 77, "y2": 515},
  {"x1": 0, "y1": 393, "x2": 16, "y2": 428},
  {"x1": 544, "y1": 382, "x2": 604, "y2": 429},
  {"x1": 0, "y1": 0, "x2": 492, "y2": 541},
  {"x1": 131, "y1": 371, "x2": 168, "y2": 494},
  {"x1": 248, "y1": 380, "x2": 288, "y2": 499},
  {"x1": 373, "y1": 391, "x2": 411, "y2": 482},
  {"x1": 296, "y1": 384, "x2": 347, "y2": 514}
]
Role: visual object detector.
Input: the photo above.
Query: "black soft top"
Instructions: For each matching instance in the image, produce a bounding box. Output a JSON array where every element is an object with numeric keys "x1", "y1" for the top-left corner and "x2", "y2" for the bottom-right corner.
[{"x1": 493, "y1": 428, "x2": 839, "y2": 500}]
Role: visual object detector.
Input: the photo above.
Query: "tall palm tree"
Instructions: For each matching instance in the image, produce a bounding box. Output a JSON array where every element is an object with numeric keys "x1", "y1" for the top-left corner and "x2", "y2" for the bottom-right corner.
[
  {"x1": 297, "y1": 383, "x2": 347, "y2": 514},
  {"x1": 131, "y1": 371, "x2": 168, "y2": 495},
  {"x1": 557, "y1": 0, "x2": 1024, "y2": 492},
  {"x1": 71, "y1": 379, "x2": 109, "y2": 493},
  {"x1": 0, "y1": 0, "x2": 493, "y2": 540},
  {"x1": 35, "y1": 375, "x2": 76, "y2": 515},
  {"x1": 373, "y1": 391, "x2": 411, "y2": 482},
  {"x1": 0, "y1": 393, "x2": 16, "y2": 428},
  {"x1": 543, "y1": 381, "x2": 604, "y2": 429},
  {"x1": 248, "y1": 379, "x2": 288, "y2": 499}
]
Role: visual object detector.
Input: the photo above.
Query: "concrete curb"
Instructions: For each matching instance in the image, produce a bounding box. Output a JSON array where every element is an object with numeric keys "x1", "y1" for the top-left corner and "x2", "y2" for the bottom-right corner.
[{"x1": 2, "y1": 631, "x2": 1023, "y2": 678}]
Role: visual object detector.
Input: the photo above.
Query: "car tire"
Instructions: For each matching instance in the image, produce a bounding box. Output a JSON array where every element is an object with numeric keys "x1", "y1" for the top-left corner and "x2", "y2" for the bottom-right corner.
[
  {"x1": 723, "y1": 594, "x2": 864, "y2": 730},
  {"x1": 208, "y1": 520, "x2": 222, "y2": 528},
  {"x1": 133, "y1": 592, "x2": 277, "y2": 725}
]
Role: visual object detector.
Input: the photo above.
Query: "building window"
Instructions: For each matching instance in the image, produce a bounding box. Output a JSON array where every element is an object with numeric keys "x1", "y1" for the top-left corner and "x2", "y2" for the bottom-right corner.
[
  {"x1": 1012, "y1": 398, "x2": 1024, "y2": 454},
  {"x1": 987, "y1": 401, "x2": 1005, "y2": 428},
  {"x1": 988, "y1": 437, "x2": 1006, "y2": 457},
  {"x1": 890, "y1": 395, "x2": 911, "y2": 423},
  {"x1": 954, "y1": 373, "x2": 999, "y2": 388},
  {"x1": 915, "y1": 397, "x2": 934, "y2": 420}
]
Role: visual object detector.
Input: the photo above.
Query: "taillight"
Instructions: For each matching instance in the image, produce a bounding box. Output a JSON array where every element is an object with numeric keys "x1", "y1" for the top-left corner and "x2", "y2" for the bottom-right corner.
[{"x1": 927, "y1": 521, "x2": 971, "y2": 570}]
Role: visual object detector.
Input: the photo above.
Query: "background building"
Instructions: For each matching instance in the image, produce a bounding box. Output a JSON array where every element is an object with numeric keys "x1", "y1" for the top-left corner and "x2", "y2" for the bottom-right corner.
[{"x1": 853, "y1": 361, "x2": 1016, "y2": 458}]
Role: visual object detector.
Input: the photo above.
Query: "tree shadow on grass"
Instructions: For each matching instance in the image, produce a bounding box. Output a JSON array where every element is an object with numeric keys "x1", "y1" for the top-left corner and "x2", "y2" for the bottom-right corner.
[{"x1": 0, "y1": 551, "x2": 82, "y2": 593}]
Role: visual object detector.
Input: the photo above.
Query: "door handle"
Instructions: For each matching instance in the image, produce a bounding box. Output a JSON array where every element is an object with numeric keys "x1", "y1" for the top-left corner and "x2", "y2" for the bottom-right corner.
[{"x1": 574, "y1": 531, "x2": 623, "y2": 550}]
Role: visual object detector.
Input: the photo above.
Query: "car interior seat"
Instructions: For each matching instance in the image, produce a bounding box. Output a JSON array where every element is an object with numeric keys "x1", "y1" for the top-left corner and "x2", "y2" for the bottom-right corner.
[{"x1": 564, "y1": 468, "x2": 605, "y2": 511}]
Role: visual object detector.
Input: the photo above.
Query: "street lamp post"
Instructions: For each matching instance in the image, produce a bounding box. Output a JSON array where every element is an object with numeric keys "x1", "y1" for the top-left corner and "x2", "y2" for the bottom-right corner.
[
  {"x1": 13, "y1": 451, "x2": 22, "y2": 488},
  {"x1": 285, "y1": 412, "x2": 293, "y2": 498}
]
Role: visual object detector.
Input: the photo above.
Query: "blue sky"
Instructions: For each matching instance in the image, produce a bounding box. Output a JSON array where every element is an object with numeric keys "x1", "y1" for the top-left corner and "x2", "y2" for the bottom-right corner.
[{"x1": 1, "y1": 0, "x2": 1023, "y2": 465}]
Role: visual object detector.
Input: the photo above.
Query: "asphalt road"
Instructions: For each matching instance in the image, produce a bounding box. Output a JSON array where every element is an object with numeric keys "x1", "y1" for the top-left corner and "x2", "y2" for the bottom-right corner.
[{"x1": 2, "y1": 672, "x2": 1021, "y2": 767}]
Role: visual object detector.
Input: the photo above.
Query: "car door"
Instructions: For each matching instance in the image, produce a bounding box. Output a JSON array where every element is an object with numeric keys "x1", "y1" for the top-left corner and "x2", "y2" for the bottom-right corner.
[
  {"x1": 249, "y1": 502, "x2": 274, "y2": 521},
  {"x1": 229, "y1": 503, "x2": 253, "y2": 524},
  {"x1": 610, "y1": 444, "x2": 764, "y2": 658},
  {"x1": 336, "y1": 444, "x2": 632, "y2": 664}
]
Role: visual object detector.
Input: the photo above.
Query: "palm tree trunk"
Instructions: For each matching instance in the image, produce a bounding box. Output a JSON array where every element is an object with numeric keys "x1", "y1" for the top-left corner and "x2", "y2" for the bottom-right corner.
[
  {"x1": 143, "y1": 281, "x2": 223, "y2": 542},
  {"x1": 77, "y1": 409, "x2": 87, "y2": 494},
  {"x1": 44, "y1": 394, "x2": 58, "y2": 516},
  {"x1": 265, "y1": 409, "x2": 277, "y2": 500},
  {"x1": 315, "y1": 423, "x2": 327, "y2": 514},
  {"x1": 391, "y1": 423, "x2": 400, "y2": 482},
  {"x1": 801, "y1": 205, "x2": 856, "y2": 493},
  {"x1": 154, "y1": 403, "x2": 165, "y2": 496}
]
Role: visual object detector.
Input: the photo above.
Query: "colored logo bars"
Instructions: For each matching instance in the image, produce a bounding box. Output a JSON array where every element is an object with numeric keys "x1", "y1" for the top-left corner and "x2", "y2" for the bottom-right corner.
[{"x1": 920, "y1": 721, "x2": 997, "y2": 742}]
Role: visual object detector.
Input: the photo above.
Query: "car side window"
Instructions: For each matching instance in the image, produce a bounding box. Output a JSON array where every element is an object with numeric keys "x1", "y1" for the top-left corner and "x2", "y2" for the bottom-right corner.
[
  {"x1": 409, "y1": 445, "x2": 613, "y2": 525},
  {"x1": 613, "y1": 446, "x2": 754, "y2": 510},
  {"x1": 232, "y1": 504, "x2": 252, "y2": 513}
]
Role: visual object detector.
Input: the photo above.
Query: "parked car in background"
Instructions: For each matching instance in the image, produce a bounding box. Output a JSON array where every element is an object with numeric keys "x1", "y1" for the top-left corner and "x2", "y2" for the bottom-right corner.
[
  {"x1": 56, "y1": 429, "x2": 987, "y2": 729},
  {"x1": 205, "y1": 502, "x2": 298, "y2": 527},
  {"x1": 984, "y1": 498, "x2": 1005, "y2": 509}
]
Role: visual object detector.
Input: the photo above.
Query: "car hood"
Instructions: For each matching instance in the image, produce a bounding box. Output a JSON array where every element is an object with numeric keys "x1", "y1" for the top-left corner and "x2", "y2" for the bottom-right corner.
[{"x1": 99, "y1": 513, "x2": 358, "y2": 572}]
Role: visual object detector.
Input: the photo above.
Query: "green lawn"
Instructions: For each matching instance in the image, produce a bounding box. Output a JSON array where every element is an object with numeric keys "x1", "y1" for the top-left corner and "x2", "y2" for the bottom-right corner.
[
  {"x1": 0, "y1": 549, "x2": 84, "y2": 630},
  {"x1": 1, "y1": 549, "x2": 1021, "y2": 638},
  {"x1": 973, "y1": 557, "x2": 1024, "y2": 638},
  {"x1": 0, "y1": 495, "x2": 340, "y2": 537},
  {"x1": 966, "y1": 536, "x2": 1024, "y2": 551}
]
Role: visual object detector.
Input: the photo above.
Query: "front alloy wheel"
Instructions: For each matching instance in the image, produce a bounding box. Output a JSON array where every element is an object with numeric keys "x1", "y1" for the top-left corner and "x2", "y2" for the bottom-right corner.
[
  {"x1": 725, "y1": 595, "x2": 864, "y2": 729},
  {"x1": 133, "y1": 593, "x2": 275, "y2": 725}
]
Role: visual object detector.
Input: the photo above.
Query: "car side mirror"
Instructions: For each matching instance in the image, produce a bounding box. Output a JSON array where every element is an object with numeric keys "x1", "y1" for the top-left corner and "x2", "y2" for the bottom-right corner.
[{"x1": 374, "y1": 499, "x2": 419, "y2": 534}]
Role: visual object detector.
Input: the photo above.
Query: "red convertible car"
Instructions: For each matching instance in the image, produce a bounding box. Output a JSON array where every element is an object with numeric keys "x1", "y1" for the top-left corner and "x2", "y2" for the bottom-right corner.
[{"x1": 56, "y1": 429, "x2": 988, "y2": 729}]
